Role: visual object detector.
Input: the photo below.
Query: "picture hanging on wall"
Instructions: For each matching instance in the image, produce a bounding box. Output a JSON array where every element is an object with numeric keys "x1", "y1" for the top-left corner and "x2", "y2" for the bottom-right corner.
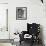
[{"x1": 16, "y1": 7, "x2": 27, "y2": 20}]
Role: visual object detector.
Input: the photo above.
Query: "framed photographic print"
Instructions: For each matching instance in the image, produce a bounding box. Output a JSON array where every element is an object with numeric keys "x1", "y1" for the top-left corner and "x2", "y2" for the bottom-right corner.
[{"x1": 16, "y1": 7, "x2": 27, "y2": 20}]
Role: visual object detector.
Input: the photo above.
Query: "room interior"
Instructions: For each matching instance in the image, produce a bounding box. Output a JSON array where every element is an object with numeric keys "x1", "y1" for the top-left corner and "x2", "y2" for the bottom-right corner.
[{"x1": 0, "y1": 0, "x2": 46, "y2": 46}]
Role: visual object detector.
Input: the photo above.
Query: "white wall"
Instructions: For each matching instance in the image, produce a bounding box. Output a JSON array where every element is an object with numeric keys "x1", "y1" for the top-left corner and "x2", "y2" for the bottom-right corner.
[{"x1": 0, "y1": 0, "x2": 8, "y2": 3}]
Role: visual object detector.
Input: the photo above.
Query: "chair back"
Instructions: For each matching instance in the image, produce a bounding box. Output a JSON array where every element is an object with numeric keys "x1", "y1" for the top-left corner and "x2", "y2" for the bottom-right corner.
[{"x1": 27, "y1": 23, "x2": 40, "y2": 36}]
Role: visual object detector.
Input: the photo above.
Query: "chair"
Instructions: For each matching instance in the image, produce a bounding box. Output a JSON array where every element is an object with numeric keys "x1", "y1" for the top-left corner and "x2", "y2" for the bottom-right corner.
[
  {"x1": 27, "y1": 23, "x2": 40, "y2": 43},
  {"x1": 19, "y1": 23, "x2": 40, "y2": 45}
]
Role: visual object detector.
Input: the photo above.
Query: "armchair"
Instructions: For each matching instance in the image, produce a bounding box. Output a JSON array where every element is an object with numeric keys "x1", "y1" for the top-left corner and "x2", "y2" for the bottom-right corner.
[{"x1": 19, "y1": 23, "x2": 41, "y2": 46}]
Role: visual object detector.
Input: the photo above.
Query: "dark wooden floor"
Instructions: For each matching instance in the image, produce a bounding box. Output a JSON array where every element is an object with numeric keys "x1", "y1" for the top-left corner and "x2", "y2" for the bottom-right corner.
[{"x1": 19, "y1": 41, "x2": 43, "y2": 46}]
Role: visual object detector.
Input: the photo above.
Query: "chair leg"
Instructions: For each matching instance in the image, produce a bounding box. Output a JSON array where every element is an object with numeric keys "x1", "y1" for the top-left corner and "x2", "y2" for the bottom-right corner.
[
  {"x1": 30, "y1": 39, "x2": 34, "y2": 46},
  {"x1": 20, "y1": 41, "x2": 21, "y2": 45}
]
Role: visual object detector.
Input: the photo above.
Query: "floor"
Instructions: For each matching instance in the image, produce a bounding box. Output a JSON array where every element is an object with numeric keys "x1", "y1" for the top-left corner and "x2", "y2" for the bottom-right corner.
[
  {"x1": 0, "y1": 41, "x2": 43, "y2": 46},
  {"x1": 19, "y1": 41, "x2": 43, "y2": 46},
  {"x1": 0, "y1": 43, "x2": 14, "y2": 46}
]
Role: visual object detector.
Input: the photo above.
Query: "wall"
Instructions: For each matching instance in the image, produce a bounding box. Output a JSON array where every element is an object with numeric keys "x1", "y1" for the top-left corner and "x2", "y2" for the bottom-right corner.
[
  {"x1": 0, "y1": 0, "x2": 8, "y2": 3},
  {"x1": 8, "y1": 0, "x2": 46, "y2": 46},
  {"x1": 9, "y1": 0, "x2": 45, "y2": 30}
]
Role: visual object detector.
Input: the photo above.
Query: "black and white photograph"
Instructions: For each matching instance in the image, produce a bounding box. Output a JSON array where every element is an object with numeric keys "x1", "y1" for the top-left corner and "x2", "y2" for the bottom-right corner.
[
  {"x1": 16, "y1": 7, "x2": 27, "y2": 20},
  {"x1": 0, "y1": 0, "x2": 46, "y2": 46}
]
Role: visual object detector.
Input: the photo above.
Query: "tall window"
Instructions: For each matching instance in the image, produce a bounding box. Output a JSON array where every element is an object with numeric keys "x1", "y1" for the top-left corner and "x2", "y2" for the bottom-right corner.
[{"x1": 0, "y1": 4, "x2": 8, "y2": 31}]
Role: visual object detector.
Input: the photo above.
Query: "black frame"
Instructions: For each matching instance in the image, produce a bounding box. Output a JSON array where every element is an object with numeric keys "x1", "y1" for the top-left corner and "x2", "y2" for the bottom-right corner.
[{"x1": 16, "y1": 7, "x2": 27, "y2": 20}]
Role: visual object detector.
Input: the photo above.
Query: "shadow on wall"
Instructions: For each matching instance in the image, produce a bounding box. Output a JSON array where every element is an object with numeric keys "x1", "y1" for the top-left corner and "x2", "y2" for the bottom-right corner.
[{"x1": 40, "y1": 25, "x2": 45, "y2": 46}]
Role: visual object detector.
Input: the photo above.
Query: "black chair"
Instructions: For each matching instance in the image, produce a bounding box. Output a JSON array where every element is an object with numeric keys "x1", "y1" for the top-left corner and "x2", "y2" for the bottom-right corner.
[
  {"x1": 27, "y1": 23, "x2": 40, "y2": 43},
  {"x1": 19, "y1": 23, "x2": 40, "y2": 45}
]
